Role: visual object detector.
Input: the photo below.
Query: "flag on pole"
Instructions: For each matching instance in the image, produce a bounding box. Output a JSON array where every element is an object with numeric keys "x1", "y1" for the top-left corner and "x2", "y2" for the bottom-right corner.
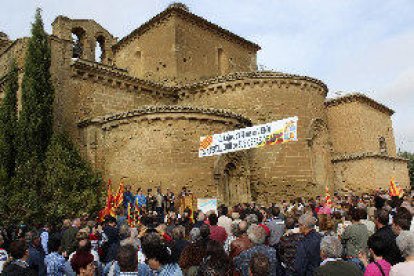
[
  {"x1": 98, "y1": 179, "x2": 115, "y2": 221},
  {"x1": 127, "y1": 204, "x2": 133, "y2": 226},
  {"x1": 389, "y1": 177, "x2": 403, "y2": 197},
  {"x1": 325, "y1": 185, "x2": 332, "y2": 207},
  {"x1": 114, "y1": 181, "x2": 125, "y2": 208}
]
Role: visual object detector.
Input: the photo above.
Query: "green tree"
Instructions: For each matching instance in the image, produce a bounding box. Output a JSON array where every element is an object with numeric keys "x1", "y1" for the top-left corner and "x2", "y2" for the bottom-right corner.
[
  {"x1": 17, "y1": 8, "x2": 54, "y2": 166},
  {"x1": 0, "y1": 61, "x2": 19, "y2": 181},
  {"x1": 43, "y1": 134, "x2": 103, "y2": 224},
  {"x1": 399, "y1": 151, "x2": 414, "y2": 188},
  {"x1": 9, "y1": 8, "x2": 54, "y2": 224}
]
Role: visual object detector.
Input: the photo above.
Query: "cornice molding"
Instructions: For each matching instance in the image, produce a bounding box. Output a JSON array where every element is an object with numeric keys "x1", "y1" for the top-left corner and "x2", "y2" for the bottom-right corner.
[
  {"x1": 77, "y1": 105, "x2": 252, "y2": 129},
  {"x1": 331, "y1": 152, "x2": 407, "y2": 163},
  {"x1": 180, "y1": 71, "x2": 328, "y2": 97}
]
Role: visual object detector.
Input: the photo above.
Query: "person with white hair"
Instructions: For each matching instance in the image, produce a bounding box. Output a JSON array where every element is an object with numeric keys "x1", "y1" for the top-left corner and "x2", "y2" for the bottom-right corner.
[
  {"x1": 233, "y1": 224, "x2": 283, "y2": 276},
  {"x1": 390, "y1": 231, "x2": 414, "y2": 276},
  {"x1": 314, "y1": 236, "x2": 362, "y2": 275},
  {"x1": 293, "y1": 213, "x2": 321, "y2": 276}
]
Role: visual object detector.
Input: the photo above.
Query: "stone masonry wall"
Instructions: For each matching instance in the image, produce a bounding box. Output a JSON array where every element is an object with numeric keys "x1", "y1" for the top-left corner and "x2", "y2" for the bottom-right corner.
[
  {"x1": 179, "y1": 74, "x2": 332, "y2": 202},
  {"x1": 174, "y1": 16, "x2": 256, "y2": 83},
  {"x1": 113, "y1": 18, "x2": 177, "y2": 82},
  {"x1": 333, "y1": 157, "x2": 409, "y2": 192},
  {"x1": 326, "y1": 101, "x2": 396, "y2": 156},
  {"x1": 80, "y1": 108, "x2": 250, "y2": 199}
]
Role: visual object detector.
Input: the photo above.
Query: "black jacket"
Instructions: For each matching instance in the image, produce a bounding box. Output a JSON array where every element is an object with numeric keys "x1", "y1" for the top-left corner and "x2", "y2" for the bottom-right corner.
[{"x1": 2, "y1": 261, "x2": 37, "y2": 276}]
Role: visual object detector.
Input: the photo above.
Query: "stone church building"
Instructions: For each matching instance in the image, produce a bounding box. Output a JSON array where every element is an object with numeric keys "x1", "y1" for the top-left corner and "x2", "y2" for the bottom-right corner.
[{"x1": 0, "y1": 3, "x2": 409, "y2": 204}]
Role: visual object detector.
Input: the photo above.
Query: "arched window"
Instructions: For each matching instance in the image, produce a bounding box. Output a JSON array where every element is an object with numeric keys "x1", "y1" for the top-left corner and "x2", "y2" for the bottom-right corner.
[
  {"x1": 71, "y1": 27, "x2": 86, "y2": 59},
  {"x1": 95, "y1": 35, "x2": 105, "y2": 63},
  {"x1": 379, "y1": 137, "x2": 388, "y2": 155}
]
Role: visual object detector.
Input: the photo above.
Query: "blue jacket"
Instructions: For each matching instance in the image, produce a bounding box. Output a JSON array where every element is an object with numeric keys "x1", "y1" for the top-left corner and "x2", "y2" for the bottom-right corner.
[
  {"x1": 294, "y1": 230, "x2": 321, "y2": 276},
  {"x1": 135, "y1": 194, "x2": 147, "y2": 207}
]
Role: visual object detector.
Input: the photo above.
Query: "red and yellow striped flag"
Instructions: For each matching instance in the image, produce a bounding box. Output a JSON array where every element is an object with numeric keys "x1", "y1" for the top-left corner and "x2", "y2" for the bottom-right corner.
[
  {"x1": 325, "y1": 185, "x2": 332, "y2": 207},
  {"x1": 389, "y1": 177, "x2": 403, "y2": 197},
  {"x1": 114, "y1": 181, "x2": 125, "y2": 208}
]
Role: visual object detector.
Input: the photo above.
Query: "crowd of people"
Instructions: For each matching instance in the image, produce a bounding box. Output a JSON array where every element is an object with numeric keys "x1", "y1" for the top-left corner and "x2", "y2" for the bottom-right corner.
[{"x1": 0, "y1": 188, "x2": 413, "y2": 276}]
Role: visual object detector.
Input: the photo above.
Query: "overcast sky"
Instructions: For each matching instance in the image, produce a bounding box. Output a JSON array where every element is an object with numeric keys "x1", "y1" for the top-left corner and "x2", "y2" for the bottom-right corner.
[{"x1": 1, "y1": 0, "x2": 413, "y2": 152}]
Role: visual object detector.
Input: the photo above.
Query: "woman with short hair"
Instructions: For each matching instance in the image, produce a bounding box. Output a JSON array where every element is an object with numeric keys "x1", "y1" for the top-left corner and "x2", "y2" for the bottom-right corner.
[{"x1": 390, "y1": 231, "x2": 414, "y2": 276}]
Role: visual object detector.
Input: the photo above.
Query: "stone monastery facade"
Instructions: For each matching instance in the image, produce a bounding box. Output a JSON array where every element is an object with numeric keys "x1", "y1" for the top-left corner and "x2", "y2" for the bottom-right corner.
[{"x1": 0, "y1": 3, "x2": 409, "y2": 204}]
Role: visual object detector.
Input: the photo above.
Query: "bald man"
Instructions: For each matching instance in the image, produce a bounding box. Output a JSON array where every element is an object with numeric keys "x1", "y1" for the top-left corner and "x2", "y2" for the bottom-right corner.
[{"x1": 230, "y1": 220, "x2": 253, "y2": 260}]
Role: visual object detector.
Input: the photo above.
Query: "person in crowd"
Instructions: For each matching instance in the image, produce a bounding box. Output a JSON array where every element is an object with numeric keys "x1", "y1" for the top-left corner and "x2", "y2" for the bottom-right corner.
[
  {"x1": 208, "y1": 213, "x2": 228, "y2": 245},
  {"x1": 44, "y1": 234, "x2": 65, "y2": 276},
  {"x1": 64, "y1": 231, "x2": 102, "y2": 276},
  {"x1": 360, "y1": 208, "x2": 376, "y2": 235},
  {"x1": 232, "y1": 212, "x2": 242, "y2": 225},
  {"x1": 230, "y1": 220, "x2": 252, "y2": 260},
  {"x1": 265, "y1": 206, "x2": 285, "y2": 249},
  {"x1": 2, "y1": 240, "x2": 36, "y2": 275},
  {"x1": 147, "y1": 189, "x2": 156, "y2": 212},
  {"x1": 318, "y1": 214, "x2": 336, "y2": 236},
  {"x1": 157, "y1": 224, "x2": 173, "y2": 243},
  {"x1": 88, "y1": 224, "x2": 100, "y2": 252},
  {"x1": 0, "y1": 234, "x2": 8, "y2": 273},
  {"x1": 172, "y1": 226, "x2": 189, "y2": 262},
  {"x1": 197, "y1": 240, "x2": 230, "y2": 275},
  {"x1": 372, "y1": 209, "x2": 404, "y2": 265},
  {"x1": 62, "y1": 218, "x2": 81, "y2": 255},
  {"x1": 179, "y1": 225, "x2": 210, "y2": 274},
  {"x1": 141, "y1": 233, "x2": 183, "y2": 275},
  {"x1": 193, "y1": 212, "x2": 206, "y2": 228},
  {"x1": 102, "y1": 216, "x2": 120, "y2": 263},
  {"x1": 359, "y1": 234, "x2": 391, "y2": 276},
  {"x1": 119, "y1": 224, "x2": 130, "y2": 241},
  {"x1": 156, "y1": 187, "x2": 165, "y2": 223},
  {"x1": 123, "y1": 184, "x2": 135, "y2": 210},
  {"x1": 116, "y1": 208, "x2": 127, "y2": 228},
  {"x1": 224, "y1": 221, "x2": 239, "y2": 254},
  {"x1": 120, "y1": 226, "x2": 140, "y2": 250},
  {"x1": 165, "y1": 188, "x2": 175, "y2": 212},
  {"x1": 26, "y1": 230, "x2": 46, "y2": 276},
  {"x1": 390, "y1": 231, "x2": 414, "y2": 276},
  {"x1": 104, "y1": 244, "x2": 150, "y2": 275},
  {"x1": 70, "y1": 250, "x2": 95, "y2": 276},
  {"x1": 293, "y1": 213, "x2": 321, "y2": 276},
  {"x1": 39, "y1": 224, "x2": 50, "y2": 256},
  {"x1": 135, "y1": 187, "x2": 147, "y2": 208},
  {"x1": 278, "y1": 217, "x2": 304, "y2": 275},
  {"x1": 341, "y1": 206, "x2": 369, "y2": 270},
  {"x1": 314, "y1": 236, "x2": 362, "y2": 276},
  {"x1": 61, "y1": 219, "x2": 71, "y2": 236},
  {"x1": 218, "y1": 206, "x2": 233, "y2": 236},
  {"x1": 391, "y1": 207, "x2": 412, "y2": 236},
  {"x1": 234, "y1": 224, "x2": 282, "y2": 276},
  {"x1": 248, "y1": 253, "x2": 270, "y2": 276}
]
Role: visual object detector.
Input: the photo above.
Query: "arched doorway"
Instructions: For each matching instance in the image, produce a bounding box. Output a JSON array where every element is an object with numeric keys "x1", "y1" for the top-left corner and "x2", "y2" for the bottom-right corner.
[{"x1": 214, "y1": 152, "x2": 251, "y2": 206}]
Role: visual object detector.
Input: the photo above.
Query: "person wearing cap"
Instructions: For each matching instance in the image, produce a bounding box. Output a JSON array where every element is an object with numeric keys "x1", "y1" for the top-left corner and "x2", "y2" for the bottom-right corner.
[{"x1": 293, "y1": 213, "x2": 321, "y2": 276}]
